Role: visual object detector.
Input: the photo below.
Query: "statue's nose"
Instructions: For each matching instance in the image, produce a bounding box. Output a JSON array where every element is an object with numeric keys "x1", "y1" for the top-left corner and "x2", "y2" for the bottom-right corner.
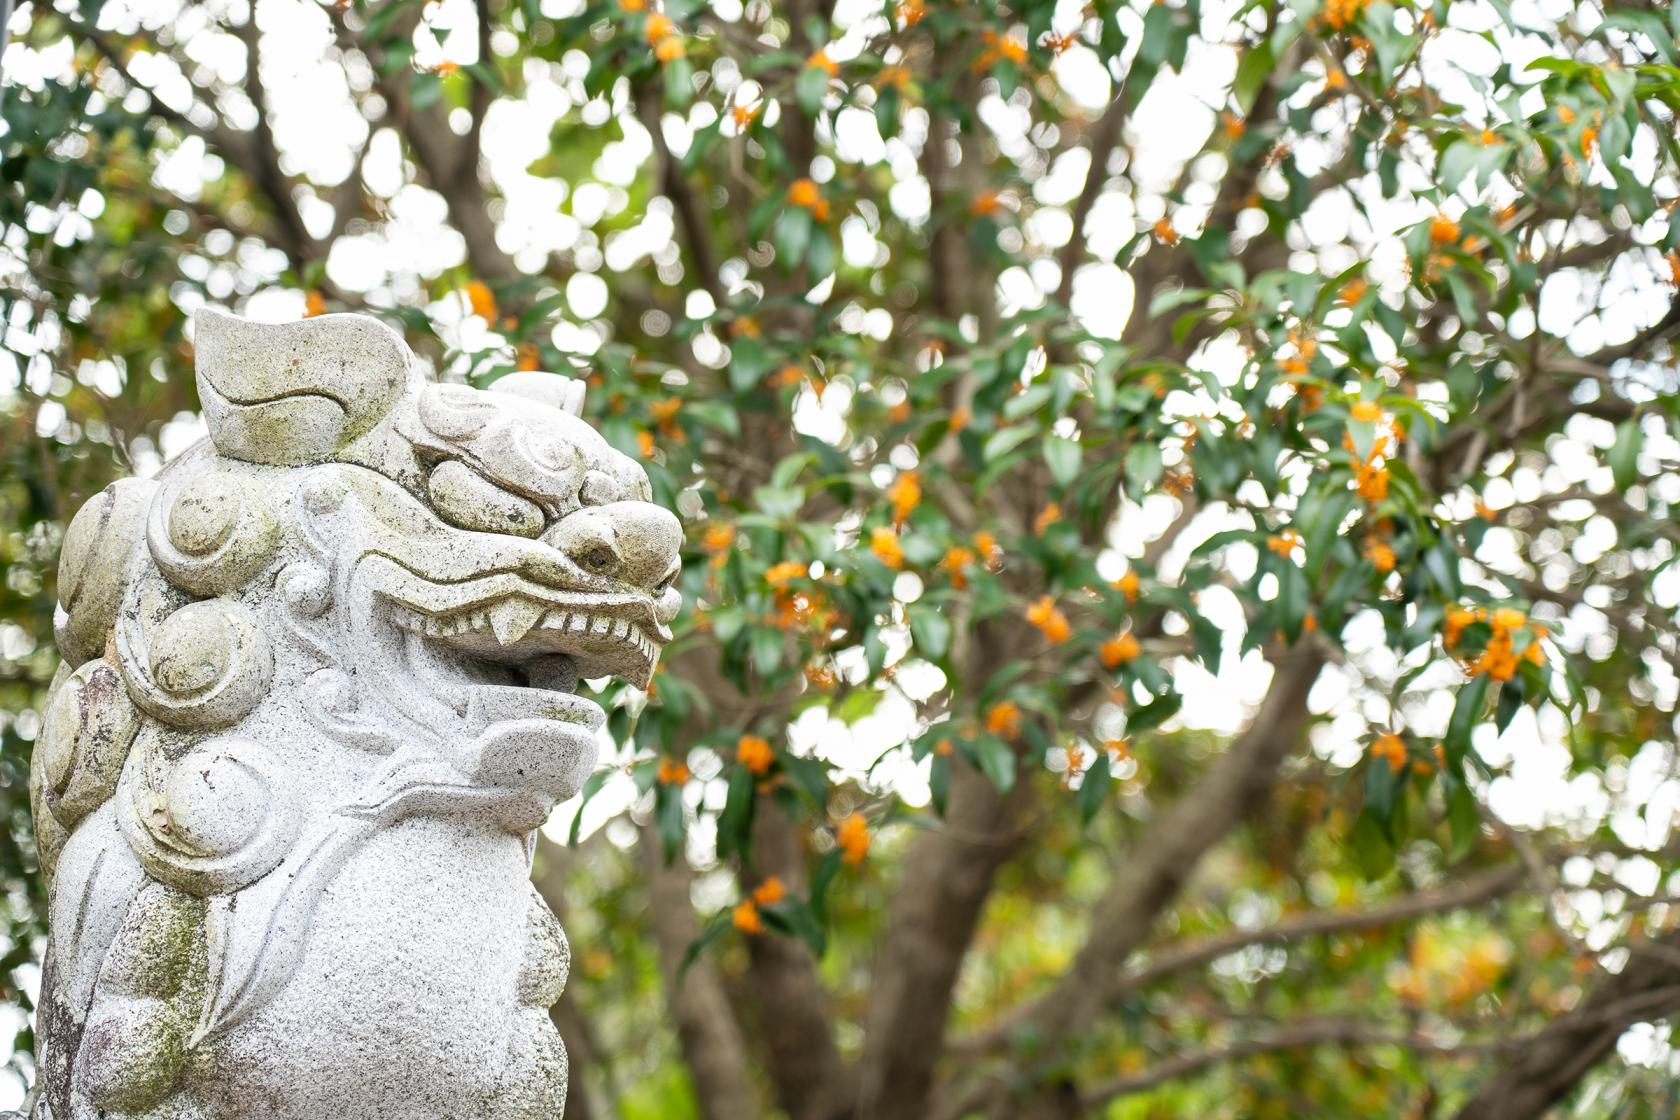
[{"x1": 544, "y1": 502, "x2": 682, "y2": 593}]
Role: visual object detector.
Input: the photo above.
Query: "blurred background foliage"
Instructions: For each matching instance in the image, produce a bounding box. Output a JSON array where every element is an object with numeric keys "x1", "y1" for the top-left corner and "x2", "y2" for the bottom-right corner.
[{"x1": 5, "y1": 0, "x2": 1680, "y2": 1116}]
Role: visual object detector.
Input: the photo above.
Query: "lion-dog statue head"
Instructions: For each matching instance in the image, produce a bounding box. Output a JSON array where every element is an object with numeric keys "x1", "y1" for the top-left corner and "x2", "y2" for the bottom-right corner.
[{"x1": 26, "y1": 310, "x2": 681, "y2": 1119}]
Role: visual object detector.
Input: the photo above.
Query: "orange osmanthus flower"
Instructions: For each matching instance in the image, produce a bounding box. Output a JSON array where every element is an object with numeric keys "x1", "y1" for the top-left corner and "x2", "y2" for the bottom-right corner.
[
  {"x1": 787, "y1": 178, "x2": 831, "y2": 221},
  {"x1": 736, "y1": 735, "x2": 774, "y2": 775},
  {"x1": 836, "y1": 812, "x2": 871, "y2": 864},
  {"x1": 643, "y1": 13, "x2": 675, "y2": 42},
  {"x1": 1267, "y1": 529, "x2": 1303, "y2": 558},
  {"x1": 1354, "y1": 461, "x2": 1389, "y2": 502},
  {"x1": 466, "y1": 280, "x2": 497, "y2": 320},
  {"x1": 303, "y1": 290, "x2": 327, "y2": 318},
  {"x1": 1101, "y1": 632, "x2": 1140, "y2": 668},
  {"x1": 888, "y1": 471, "x2": 921, "y2": 525},
  {"x1": 941, "y1": 545, "x2": 974, "y2": 588},
  {"x1": 1025, "y1": 596, "x2": 1071, "y2": 643},
  {"x1": 1370, "y1": 733, "x2": 1407, "y2": 773},
  {"x1": 752, "y1": 876, "x2": 785, "y2": 906},
  {"x1": 657, "y1": 758, "x2": 691, "y2": 785},
  {"x1": 870, "y1": 526, "x2": 904, "y2": 569},
  {"x1": 985, "y1": 700, "x2": 1022, "y2": 739},
  {"x1": 1429, "y1": 213, "x2": 1461, "y2": 245},
  {"x1": 732, "y1": 900, "x2": 764, "y2": 934},
  {"x1": 1114, "y1": 570, "x2": 1140, "y2": 602},
  {"x1": 765, "y1": 560, "x2": 806, "y2": 588},
  {"x1": 1363, "y1": 538, "x2": 1396, "y2": 573}
]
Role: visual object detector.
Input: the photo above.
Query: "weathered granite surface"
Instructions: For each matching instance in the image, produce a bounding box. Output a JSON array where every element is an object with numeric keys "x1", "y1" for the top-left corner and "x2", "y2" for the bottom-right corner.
[{"x1": 21, "y1": 310, "x2": 681, "y2": 1118}]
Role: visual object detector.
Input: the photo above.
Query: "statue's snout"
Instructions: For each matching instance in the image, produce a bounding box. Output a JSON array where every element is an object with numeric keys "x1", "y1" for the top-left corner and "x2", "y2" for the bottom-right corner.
[{"x1": 544, "y1": 502, "x2": 682, "y2": 596}]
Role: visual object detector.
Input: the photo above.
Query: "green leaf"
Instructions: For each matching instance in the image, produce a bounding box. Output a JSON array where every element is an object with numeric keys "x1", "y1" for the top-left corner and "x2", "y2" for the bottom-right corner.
[
  {"x1": 796, "y1": 64, "x2": 829, "y2": 116},
  {"x1": 730, "y1": 335, "x2": 775, "y2": 392},
  {"x1": 716, "y1": 765, "x2": 758, "y2": 860},
  {"x1": 929, "y1": 750, "x2": 950, "y2": 816},
  {"x1": 567, "y1": 769, "x2": 611, "y2": 847},
  {"x1": 1445, "y1": 776, "x2": 1480, "y2": 860},
  {"x1": 973, "y1": 735, "x2": 1016, "y2": 793},
  {"x1": 1352, "y1": 808, "x2": 1396, "y2": 878},
  {"x1": 774, "y1": 207, "x2": 813, "y2": 273},
  {"x1": 656, "y1": 780, "x2": 686, "y2": 864},
  {"x1": 1044, "y1": 435, "x2": 1082, "y2": 487},
  {"x1": 750, "y1": 626, "x2": 784, "y2": 676},
  {"x1": 1443, "y1": 673, "x2": 1490, "y2": 767},
  {"x1": 1610, "y1": 417, "x2": 1642, "y2": 491},
  {"x1": 1077, "y1": 750, "x2": 1112, "y2": 823},
  {"x1": 1125, "y1": 441, "x2": 1164, "y2": 495},
  {"x1": 910, "y1": 607, "x2": 952, "y2": 661},
  {"x1": 1126, "y1": 692, "x2": 1182, "y2": 734}
]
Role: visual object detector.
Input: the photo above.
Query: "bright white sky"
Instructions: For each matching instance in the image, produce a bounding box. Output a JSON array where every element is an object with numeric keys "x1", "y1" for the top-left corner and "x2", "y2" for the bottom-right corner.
[{"x1": 3, "y1": 0, "x2": 1679, "y2": 1099}]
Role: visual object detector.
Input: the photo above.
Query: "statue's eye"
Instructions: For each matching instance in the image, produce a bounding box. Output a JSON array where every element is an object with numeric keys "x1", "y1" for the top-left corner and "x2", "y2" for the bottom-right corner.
[
  {"x1": 580, "y1": 470, "x2": 620, "y2": 506},
  {"x1": 428, "y1": 461, "x2": 544, "y2": 538}
]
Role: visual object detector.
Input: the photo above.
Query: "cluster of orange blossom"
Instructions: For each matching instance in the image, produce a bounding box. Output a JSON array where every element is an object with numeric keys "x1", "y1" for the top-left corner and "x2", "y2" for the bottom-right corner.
[
  {"x1": 1267, "y1": 528, "x2": 1303, "y2": 559},
  {"x1": 1362, "y1": 536, "x2": 1397, "y2": 574},
  {"x1": 1444, "y1": 605, "x2": 1547, "y2": 682},
  {"x1": 984, "y1": 700, "x2": 1022, "y2": 739},
  {"x1": 1322, "y1": 0, "x2": 1366, "y2": 30},
  {"x1": 972, "y1": 29, "x2": 1026, "y2": 71},
  {"x1": 836, "y1": 813, "x2": 871, "y2": 864},
  {"x1": 940, "y1": 545, "x2": 975, "y2": 589},
  {"x1": 1368, "y1": 732, "x2": 1408, "y2": 773},
  {"x1": 887, "y1": 471, "x2": 921, "y2": 525},
  {"x1": 787, "y1": 177, "x2": 831, "y2": 222},
  {"x1": 642, "y1": 12, "x2": 684, "y2": 60},
  {"x1": 736, "y1": 734, "x2": 773, "y2": 776},
  {"x1": 465, "y1": 279, "x2": 496, "y2": 320},
  {"x1": 657, "y1": 757, "x2": 691, "y2": 786},
  {"x1": 1279, "y1": 327, "x2": 1317, "y2": 376},
  {"x1": 732, "y1": 875, "x2": 787, "y2": 935},
  {"x1": 869, "y1": 526, "x2": 904, "y2": 569},
  {"x1": 1025, "y1": 595, "x2": 1071, "y2": 643},
  {"x1": 1100, "y1": 631, "x2": 1140, "y2": 669},
  {"x1": 1347, "y1": 400, "x2": 1400, "y2": 502}
]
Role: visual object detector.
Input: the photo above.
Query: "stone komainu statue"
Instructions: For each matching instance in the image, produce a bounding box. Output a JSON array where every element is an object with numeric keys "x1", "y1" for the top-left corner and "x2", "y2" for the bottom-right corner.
[{"x1": 24, "y1": 310, "x2": 681, "y2": 1119}]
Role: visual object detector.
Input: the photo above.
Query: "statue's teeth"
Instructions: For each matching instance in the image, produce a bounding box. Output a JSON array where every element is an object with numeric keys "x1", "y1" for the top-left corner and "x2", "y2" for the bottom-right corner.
[
  {"x1": 489, "y1": 599, "x2": 544, "y2": 646},
  {"x1": 591, "y1": 616, "x2": 612, "y2": 635},
  {"x1": 612, "y1": 619, "x2": 629, "y2": 637}
]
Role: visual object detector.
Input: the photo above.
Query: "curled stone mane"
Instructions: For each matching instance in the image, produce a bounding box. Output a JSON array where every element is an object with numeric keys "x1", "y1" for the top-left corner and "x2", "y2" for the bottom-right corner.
[{"x1": 24, "y1": 310, "x2": 682, "y2": 1120}]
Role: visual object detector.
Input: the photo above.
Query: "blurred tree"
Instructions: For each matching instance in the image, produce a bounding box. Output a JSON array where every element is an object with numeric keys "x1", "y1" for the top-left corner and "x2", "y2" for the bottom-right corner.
[{"x1": 4, "y1": 0, "x2": 1680, "y2": 1116}]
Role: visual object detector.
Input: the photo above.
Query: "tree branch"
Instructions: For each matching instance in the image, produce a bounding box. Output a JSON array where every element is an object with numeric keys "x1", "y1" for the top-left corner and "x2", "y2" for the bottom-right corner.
[
  {"x1": 639, "y1": 824, "x2": 761, "y2": 1120},
  {"x1": 1451, "y1": 927, "x2": 1680, "y2": 1120},
  {"x1": 982, "y1": 644, "x2": 1328, "y2": 1092},
  {"x1": 740, "y1": 802, "x2": 848, "y2": 1120},
  {"x1": 1080, "y1": 1015, "x2": 1473, "y2": 1106},
  {"x1": 854, "y1": 746, "x2": 1039, "y2": 1120}
]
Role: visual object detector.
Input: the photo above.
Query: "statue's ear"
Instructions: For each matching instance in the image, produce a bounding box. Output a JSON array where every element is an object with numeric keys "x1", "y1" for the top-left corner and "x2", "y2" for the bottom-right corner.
[
  {"x1": 194, "y1": 309, "x2": 412, "y2": 465},
  {"x1": 488, "y1": 370, "x2": 586, "y2": 416}
]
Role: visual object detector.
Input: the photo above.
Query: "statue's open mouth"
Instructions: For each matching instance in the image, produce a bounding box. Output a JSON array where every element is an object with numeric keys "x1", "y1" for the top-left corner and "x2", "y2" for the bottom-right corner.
[{"x1": 378, "y1": 572, "x2": 670, "y2": 736}]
